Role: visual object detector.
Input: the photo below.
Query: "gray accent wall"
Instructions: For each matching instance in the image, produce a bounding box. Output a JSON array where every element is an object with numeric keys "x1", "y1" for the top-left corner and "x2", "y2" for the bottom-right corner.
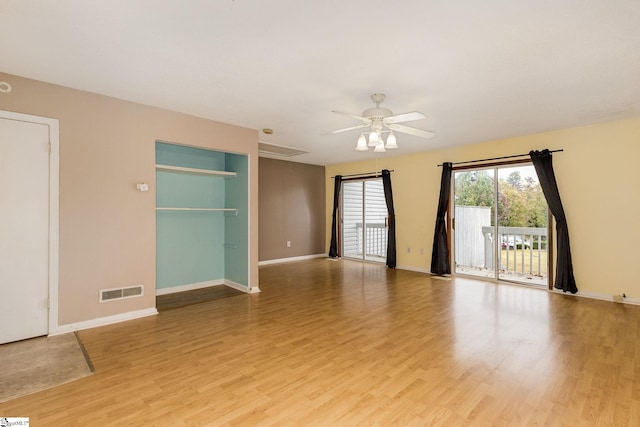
[{"x1": 259, "y1": 158, "x2": 325, "y2": 261}]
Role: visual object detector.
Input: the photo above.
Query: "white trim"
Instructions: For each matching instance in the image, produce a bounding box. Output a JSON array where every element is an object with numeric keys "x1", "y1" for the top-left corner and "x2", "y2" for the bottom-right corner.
[
  {"x1": 0, "y1": 110, "x2": 60, "y2": 339},
  {"x1": 49, "y1": 308, "x2": 158, "y2": 336},
  {"x1": 155, "y1": 279, "x2": 224, "y2": 295},
  {"x1": 224, "y1": 278, "x2": 259, "y2": 293},
  {"x1": 247, "y1": 153, "x2": 253, "y2": 293},
  {"x1": 259, "y1": 253, "x2": 326, "y2": 266},
  {"x1": 551, "y1": 289, "x2": 640, "y2": 306},
  {"x1": 156, "y1": 279, "x2": 259, "y2": 296}
]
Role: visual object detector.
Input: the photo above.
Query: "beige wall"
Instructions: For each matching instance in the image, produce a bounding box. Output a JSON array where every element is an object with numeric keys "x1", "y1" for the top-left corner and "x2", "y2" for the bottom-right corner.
[
  {"x1": 0, "y1": 72, "x2": 259, "y2": 326},
  {"x1": 259, "y1": 157, "x2": 325, "y2": 261},
  {"x1": 326, "y1": 117, "x2": 640, "y2": 299}
]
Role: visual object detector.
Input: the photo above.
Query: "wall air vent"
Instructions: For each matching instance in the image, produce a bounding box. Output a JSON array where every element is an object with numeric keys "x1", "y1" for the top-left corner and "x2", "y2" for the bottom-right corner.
[
  {"x1": 259, "y1": 141, "x2": 308, "y2": 157},
  {"x1": 100, "y1": 285, "x2": 144, "y2": 302}
]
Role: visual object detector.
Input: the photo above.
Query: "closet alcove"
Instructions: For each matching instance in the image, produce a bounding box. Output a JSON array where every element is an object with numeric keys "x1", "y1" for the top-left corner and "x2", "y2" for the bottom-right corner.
[{"x1": 155, "y1": 141, "x2": 249, "y2": 298}]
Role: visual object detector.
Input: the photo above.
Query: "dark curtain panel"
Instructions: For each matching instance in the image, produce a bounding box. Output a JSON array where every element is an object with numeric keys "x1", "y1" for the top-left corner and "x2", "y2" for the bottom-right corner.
[
  {"x1": 529, "y1": 149, "x2": 578, "y2": 293},
  {"x1": 328, "y1": 175, "x2": 342, "y2": 258},
  {"x1": 381, "y1": 169, "x2": 396, "y2": 268},
  {"x1": 430, "y1": 162, "x2": 452, "y2": 275}
]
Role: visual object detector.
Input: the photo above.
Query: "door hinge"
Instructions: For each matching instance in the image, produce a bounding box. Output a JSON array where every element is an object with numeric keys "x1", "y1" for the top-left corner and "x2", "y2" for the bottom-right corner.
[
  {"x1": 48, "y1": 141, "x2": 52, "y2": 153},
  {"x1": 47, "y1": 298, "x2": 50, "y2": 309}
]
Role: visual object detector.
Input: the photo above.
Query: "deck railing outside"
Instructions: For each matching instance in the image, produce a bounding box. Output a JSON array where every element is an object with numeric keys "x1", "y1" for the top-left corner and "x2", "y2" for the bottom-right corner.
[
  {"x1": 348, "y1": 222, "x2": 546, "y2": 278},
  {"x1": 354, "y1": 223, "x2": 387, "y2": 257},
  {"x1": 482, "y1": 226, "x2": 548, "y2": 277}
]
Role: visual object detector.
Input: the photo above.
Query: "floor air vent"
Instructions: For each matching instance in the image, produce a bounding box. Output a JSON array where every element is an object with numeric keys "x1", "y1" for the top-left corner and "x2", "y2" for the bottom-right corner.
[{"x1": 100, "y1": 285, "x2": 144, "y2": 302}]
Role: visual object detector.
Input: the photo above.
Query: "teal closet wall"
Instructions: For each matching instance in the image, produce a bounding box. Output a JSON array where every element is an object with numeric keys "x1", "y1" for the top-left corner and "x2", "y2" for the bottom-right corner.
[
  {"x1": 156, "y1": 141, "x2": 226, "y2": 170},
  {"x1": 224, "y1": 153, "x2": 249, "y2": 286},
  {"x1": 156, "y1": 172, "x2": 226, "y2": 289},
  {"x1": 155, "y1": 142, "x2": 248, "y2": 291}
]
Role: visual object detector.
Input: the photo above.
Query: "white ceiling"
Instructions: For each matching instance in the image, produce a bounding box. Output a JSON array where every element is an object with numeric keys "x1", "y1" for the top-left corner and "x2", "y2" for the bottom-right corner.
[{"x1": 2, "y1": 0, "x2": 640, "y2": 165}]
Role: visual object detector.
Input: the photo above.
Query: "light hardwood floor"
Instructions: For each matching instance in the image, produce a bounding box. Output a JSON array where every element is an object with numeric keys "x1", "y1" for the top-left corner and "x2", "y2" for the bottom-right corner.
[{"x1": 1, "y1": 258, "x2": 639, "y2": 426}]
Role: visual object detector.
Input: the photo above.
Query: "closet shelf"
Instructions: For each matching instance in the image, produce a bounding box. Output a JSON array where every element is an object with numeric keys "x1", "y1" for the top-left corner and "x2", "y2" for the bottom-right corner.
[{"x1": 156, "y1": 164, "x2": 237, "y2": 178}]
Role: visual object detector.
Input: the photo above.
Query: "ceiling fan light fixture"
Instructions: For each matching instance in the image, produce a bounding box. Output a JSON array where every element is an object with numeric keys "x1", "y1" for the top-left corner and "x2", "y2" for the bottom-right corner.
[
  {"x1": 368, "y1": 131, "x2": 379, "y2": 146},
  {"x1": 385, "y1": 132, "x2": 398, "y2": 149},
  {"x1": 329, "y1": 92, "x2": 433, "y2": 154},
  {"x1": 373, "y1": 142, "x2": 386, "y2": 153},
  {"x1": 355, "y1": 133, "x2": 368, "y2": 151}
]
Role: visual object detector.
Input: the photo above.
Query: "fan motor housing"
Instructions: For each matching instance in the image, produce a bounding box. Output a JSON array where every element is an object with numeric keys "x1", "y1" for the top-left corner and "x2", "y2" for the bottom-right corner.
[{"x1": 362, "y1": 107, "x2": 393, "y2": 120}]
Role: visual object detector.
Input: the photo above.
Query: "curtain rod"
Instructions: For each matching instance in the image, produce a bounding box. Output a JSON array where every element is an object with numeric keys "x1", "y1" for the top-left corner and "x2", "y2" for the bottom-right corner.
[
  {"x1": 437, "y1": 149, "x2": 563, "y2": 167},
  {"x1": 331, "y1": 169, "x2": 394, "y2": 179}
]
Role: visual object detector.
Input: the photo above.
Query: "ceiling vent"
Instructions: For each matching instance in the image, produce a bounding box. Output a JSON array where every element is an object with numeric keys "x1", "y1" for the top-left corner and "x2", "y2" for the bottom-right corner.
[
  {"x1": 259, "y1": 141, "x2": 308, "y2": 157},
  {"x1": 100, "y1": 285, "x2": 144, "y2": 302}
]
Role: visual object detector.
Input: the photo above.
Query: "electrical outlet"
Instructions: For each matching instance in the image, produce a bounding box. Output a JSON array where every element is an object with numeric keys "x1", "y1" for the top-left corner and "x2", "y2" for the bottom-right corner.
[
  {"x1": 613, "y1": 294, "x2": 625, "y2": 303},
  {"x1": 286, "y1": 241, "x2": 291, "y2": 248},
  {"x1": 420, "y1": 248, "x2": 424, "y2": 255},
  {"x1": 407, "y1": 247, "x2": 411, "y2": 253}
]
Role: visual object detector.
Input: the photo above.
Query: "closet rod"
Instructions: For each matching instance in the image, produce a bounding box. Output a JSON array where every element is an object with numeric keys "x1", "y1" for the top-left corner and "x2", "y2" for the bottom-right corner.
[
  {"x1": 156, "y1": 207, "x2": 236, "y2": 212},
  {"x1": 330, "y1": 169, "x2": 394, "y2": 179},
  {"x1": 437, "y1": 149, "x2": 563, "y2": 167}
]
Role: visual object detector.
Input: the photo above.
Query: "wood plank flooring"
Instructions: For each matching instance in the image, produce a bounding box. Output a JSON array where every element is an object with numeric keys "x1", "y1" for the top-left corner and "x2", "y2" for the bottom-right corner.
[{"x1": 2, "y1": 258, "x2": 640, "y2": 425}]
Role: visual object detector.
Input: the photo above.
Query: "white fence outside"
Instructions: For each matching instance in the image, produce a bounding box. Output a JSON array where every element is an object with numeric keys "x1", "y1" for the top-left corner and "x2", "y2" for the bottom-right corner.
[{"x1": 454, "y1": 205, "x2": 491, "y2": 268}]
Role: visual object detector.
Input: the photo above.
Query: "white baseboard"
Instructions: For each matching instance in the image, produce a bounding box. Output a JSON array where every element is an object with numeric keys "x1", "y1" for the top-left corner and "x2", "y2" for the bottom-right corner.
[
  {"x1": 224, "y1": 279, "x2": 260, "y2": 294},
  {"x1": 157, "y1": 279, "x2": 259, "y2": 296},
  {"x1": 552, "y1": 289, "x2": 640, "y2": 306},
  {"x1": 259, "y1": 253, "x2": 326, "y2": 266},
  {"x1": 395, "y1": 268, "x2": 640, "y2": 305},
  {"x1": 50, "y1": 308, "x2": 158, "y2": 336},
  {"x1": 156, "y1": 279, "x2": 224, "y2": 295}
]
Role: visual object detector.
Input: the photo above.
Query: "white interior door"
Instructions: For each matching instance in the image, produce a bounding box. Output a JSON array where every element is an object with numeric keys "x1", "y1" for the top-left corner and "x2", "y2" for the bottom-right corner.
[{"x1": 0, "y1": 117, "x2": 50, "y2": 344}]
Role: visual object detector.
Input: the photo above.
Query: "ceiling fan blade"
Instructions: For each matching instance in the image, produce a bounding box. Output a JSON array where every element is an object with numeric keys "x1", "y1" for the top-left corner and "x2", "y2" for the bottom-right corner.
[
  {"x1": 332, "y1": 110, "x2": 371, "y2": 123},
  {"x1": 383, "y1": 111, "x2": 426, "y2": 124},
  {"x1": 326, "y1": 123, "x2": 370, "y2": 135},
  {"x1": 385, "y1": 123, "x2": 435, "y2": 139}
]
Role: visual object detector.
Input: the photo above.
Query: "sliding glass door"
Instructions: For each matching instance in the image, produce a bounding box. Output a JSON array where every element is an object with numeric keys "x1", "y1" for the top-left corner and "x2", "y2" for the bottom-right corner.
[
  {"x1": 342, "y1": 179, "x2": 387, "y2": 262},
  {"x1": 453, "y1": 164, "x2": 549, "y2": 286},
  {"x1": 453, "y1": 169, "x2": 496, "y2": 279}
]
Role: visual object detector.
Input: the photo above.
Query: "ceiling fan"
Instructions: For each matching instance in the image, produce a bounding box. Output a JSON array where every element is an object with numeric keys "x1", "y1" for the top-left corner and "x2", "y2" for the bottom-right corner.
[{"x1": 329, "y1": 93, "x2": 435, "y2": 152}]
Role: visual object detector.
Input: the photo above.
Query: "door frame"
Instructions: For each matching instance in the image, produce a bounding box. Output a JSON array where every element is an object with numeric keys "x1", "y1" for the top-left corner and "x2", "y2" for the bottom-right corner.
[
  {"x1": 1, "y1": 109, "x2": 60, "y2": 335},
  {"x1": 340, "y1": 177, "x2": 387, "y2": 263}
]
